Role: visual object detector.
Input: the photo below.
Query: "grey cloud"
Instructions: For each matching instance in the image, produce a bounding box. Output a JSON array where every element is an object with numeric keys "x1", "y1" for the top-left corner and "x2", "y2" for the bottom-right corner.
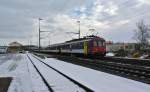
[
  {"x1": 0, "y1": 0, "x2": 85, "y2": 44},
  {"x1": 0, "y1": 0, "x2": 150, "y2": 45}
]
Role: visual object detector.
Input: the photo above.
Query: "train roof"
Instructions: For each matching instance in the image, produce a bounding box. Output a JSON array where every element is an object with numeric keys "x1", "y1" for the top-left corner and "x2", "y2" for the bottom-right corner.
[
  {"x1": 65, "y1": 35, "x2": 105, "y2": 43},
  {"x1": 47, "y1": 35, "x2": 105, "y2": 47}
]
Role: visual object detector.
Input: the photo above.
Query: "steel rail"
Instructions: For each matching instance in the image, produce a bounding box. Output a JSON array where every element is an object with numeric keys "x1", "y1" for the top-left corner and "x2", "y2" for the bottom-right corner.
[
  {"x1": 27, "y1": 54, "x2": 54, "y2": 92},
  {"x1": 30, "y1": 54, "x2": 94, "y2": 92}
]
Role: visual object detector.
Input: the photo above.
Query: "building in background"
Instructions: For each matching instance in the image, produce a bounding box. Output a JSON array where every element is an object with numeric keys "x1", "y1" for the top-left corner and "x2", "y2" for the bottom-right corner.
[
  {"x1": 7, "y1": 42, "x2": 23, "y2": 53},
  {"x1": 106, "y1": 42, "x2": 138, "y2": 53}
]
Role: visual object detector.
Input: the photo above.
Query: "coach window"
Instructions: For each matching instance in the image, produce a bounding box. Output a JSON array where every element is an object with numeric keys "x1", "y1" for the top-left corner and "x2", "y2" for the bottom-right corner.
[
  {"x1": 80, "y1": 42, "x2": 83, "y2": 48},
  {"x1": 78, "y1": 43, "x2": 81, "y2": 49}
]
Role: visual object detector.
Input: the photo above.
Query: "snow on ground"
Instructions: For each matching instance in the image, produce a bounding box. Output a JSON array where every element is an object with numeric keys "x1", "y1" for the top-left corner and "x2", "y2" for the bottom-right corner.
[
  {"x1": 32, "y1": 55, "x2": 150, "y2": 92},
  {"x1": 0, "y1": 54, "x2": 49, "y2": 92},
  {"x1": 25, "y1": 55, "x2": 49, "y2": 92},
  {"x1": 1, "y1": 53, "x2": 150, "y2": 92},
  {"x1": 0, "y1": 54, "x2": 33, "y2": 92},
  {"x1": 28, "y1": 54, "x2": 86, "y2": 92}
]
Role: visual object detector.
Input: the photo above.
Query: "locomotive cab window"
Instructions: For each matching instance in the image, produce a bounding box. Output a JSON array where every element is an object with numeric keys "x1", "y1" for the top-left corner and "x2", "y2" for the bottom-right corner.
[
  {"x1": 102, "y1": 41, "x2": 106, "y2": 47},
  {"x1": 93, "y1": 41, "x2": 97, "y2": 47},
  {"x1": 93, "y1": 40, "x2": 105, "y2": 47},
  {"x1": 98, "y1": 41, "x2": 102, "y2": 47}
]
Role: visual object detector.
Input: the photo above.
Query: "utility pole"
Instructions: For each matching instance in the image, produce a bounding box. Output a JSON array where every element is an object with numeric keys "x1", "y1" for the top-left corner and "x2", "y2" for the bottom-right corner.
[
  {"x1": 77, "y1": 20, "x2": 80, "y2": 39},
  {"x1": 38, "y1": 18, "x2": 52, "y2": 51},
  {"x1": 38, "y1": 18, "x2": 43, "y2": 51}
]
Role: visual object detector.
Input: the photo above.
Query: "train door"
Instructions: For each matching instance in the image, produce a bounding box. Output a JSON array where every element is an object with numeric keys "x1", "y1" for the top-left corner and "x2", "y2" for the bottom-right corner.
[{"x1": 84, "y1": 41, "x2": 88, "y2": 55}]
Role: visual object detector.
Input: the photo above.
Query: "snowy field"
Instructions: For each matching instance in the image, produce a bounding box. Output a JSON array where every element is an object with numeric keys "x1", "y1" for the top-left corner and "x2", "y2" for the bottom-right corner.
[{"x1": 0, "y1": 53, "x2": 150, "y2": 92}]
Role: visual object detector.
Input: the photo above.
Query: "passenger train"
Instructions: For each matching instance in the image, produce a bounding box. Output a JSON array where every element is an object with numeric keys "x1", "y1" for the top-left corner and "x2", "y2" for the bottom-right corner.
[{"x1": 44, "y1": 35, "x2": 106, "y2": 57}]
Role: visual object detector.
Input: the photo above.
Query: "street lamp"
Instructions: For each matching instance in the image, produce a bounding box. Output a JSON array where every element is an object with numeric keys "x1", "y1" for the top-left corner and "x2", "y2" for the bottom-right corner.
[
  {"x1": 77, "y1": 20, "x2": 80, "y2": 39},
  {"x1": 39, "y1": 18, "x2": 43, "y2": 51}
]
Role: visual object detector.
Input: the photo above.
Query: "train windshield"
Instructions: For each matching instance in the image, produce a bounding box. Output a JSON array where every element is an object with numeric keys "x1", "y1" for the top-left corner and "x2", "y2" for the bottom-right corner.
[{"x1": 93, "y1": 40, "x2": 105, "y2": 47}]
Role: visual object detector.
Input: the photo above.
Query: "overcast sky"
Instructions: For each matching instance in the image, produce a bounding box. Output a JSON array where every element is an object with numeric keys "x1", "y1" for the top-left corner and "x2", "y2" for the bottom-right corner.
[{"x1": 0, "y1": 0, "x2": 150, "y2": 46}]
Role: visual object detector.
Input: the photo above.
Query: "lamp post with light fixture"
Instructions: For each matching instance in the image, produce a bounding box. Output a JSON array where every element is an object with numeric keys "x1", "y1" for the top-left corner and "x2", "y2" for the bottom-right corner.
[
  {"x1": 77, "y1": 20, "x2": 80, "y2": 39},
  {"x1": 38, "y1": 18, "x2": 43, "y2": 51}
]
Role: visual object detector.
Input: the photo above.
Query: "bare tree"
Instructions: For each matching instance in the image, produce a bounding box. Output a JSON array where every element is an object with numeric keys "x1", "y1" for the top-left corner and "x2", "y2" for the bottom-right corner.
[{"x1": 134, "y1": 20, "x2": 150, "y2": 49}]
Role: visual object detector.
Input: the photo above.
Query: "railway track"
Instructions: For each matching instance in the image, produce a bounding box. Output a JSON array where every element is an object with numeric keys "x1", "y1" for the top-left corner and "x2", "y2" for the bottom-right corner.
[
  {"x1": 33, "y1": 53, "x2": 150, "y2": 84},
  {"x1": 27, "y1": 54, "x2": 94, "y2": 92},
  {"x1": 103, "y1": 56, "x2": 150, "y2": 67},
  {"x1": 79, "y1": 58, "x2": 150, "y2": 83}
]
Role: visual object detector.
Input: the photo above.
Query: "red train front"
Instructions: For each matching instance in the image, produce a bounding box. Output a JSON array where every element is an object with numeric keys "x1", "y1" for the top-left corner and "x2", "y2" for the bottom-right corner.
[{"x1": 88, "y1": 36, "x2": 106, "y2": 57}]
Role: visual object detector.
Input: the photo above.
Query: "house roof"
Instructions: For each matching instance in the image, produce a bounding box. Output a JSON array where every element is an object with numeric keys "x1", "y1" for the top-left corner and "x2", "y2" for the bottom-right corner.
[{"x1": 9, "y1": 42, "x2": 22, "y2": 47}]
